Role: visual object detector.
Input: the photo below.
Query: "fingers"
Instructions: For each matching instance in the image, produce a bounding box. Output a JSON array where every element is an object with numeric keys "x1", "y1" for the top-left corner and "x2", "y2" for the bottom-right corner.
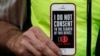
[
  {"x1": 17, "y1": 27, "x2": 61, "y2": 56},
  {"x1": 30, "y1": 27, "x2": 49, "y2": 42},
  {"x1": 46, "y1": 40, "x2": 62, "y2": 55},
  {"x1": 30, "y1": 27, "x2": 61, "y2": 55},
  {"x1": 41, "y1": 46, "x2": 57, "y2": 56},
  {"x1": 23, "y1": 30, "x2": 58, "y2": 56},
  {"x1": 8, "y1": 26, "x2": 61, "y2": 56},
  {"x1": 21, "y1": 39, "x2": 42, "y2": 56}
]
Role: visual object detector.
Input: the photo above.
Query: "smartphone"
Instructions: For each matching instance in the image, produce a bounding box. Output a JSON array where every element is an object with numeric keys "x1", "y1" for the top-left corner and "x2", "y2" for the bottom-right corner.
[{"x1": 50, "y1": 3, "x2": 76, "y2": 55}]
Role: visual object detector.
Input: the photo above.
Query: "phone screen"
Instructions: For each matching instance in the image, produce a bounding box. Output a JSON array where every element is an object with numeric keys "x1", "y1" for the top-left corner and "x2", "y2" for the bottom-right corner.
[{"x1": 51, "y1": 11, "x2": 74, "y2": 48}]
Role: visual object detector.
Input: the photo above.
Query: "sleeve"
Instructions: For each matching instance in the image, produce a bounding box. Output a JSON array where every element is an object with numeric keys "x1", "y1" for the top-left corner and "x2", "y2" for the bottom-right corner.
[{"x1": 0, "y1": 0, "x2": 26, "y2": 55}]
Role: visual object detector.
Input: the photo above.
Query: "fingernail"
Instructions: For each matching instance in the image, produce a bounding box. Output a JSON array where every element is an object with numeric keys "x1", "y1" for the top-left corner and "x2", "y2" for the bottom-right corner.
[{"x1": 58, "y1": 51, "x2": 62, "y2": 56}]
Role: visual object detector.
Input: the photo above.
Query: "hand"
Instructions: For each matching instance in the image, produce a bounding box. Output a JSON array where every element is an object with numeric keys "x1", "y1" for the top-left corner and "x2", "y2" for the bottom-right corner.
[{"x1": 7, "y1": 27, "x2": 61, "y2": 56}]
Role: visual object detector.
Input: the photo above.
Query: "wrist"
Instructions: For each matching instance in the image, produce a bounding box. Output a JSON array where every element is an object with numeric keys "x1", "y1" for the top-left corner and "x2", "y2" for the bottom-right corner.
[{"x1": 6, "y1": 29, "x2": 22, "y2": 51}]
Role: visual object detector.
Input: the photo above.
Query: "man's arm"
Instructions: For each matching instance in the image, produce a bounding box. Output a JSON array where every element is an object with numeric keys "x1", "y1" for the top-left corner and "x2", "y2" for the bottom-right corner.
[
  {"x1": 0, "y1": 21, "x2": 22, "y2": 53},
  {"x1": 0, "y1": 0, "x2": 26, "y2": 55},
  {"x1": 0, "y1": 21, "x2": 61, "y2": 56},
  {"x1": 0, "y1": 0, "x2": 61, "y2": 56}
]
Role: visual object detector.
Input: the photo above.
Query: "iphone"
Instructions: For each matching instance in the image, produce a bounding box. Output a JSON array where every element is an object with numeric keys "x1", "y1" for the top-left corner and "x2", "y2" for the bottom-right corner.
[{"x1": 50, "y1": 3, "x2": 76, "y2": 55}]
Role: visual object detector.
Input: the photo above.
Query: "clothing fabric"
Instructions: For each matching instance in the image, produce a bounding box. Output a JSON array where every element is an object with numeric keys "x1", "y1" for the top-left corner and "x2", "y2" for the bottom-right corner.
[
  {"x1": 0, "y1": 0, "x2": 26, "y2": 30},
  {"x1": 31, "y1": 0, "x2": 100, "y2": 56},
  {"x1": 0, "y1": 0, "x2": 26, "y2": 56}
]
